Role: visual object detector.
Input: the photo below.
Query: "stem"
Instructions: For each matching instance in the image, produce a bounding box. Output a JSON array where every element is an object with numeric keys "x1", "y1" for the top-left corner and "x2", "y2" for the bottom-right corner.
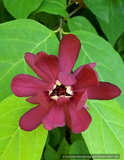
[
  {"x1": 68, "y1": 0, "x2": 72, "y2": 4},
  {"x1": 59, "y1": 18, "x2": 63, "y2": 40},
  {"x1": 62, "y1": 30, "x2": 69, "y2": 35},
  {"x1": 67, "y1": 0, "x2": 74, "y2": 7},
  {"x1": 69, "y1": 3, "x2": 83, "y2": 17},
  {"x1": 53, "y1": 27, "x2": 60, "y2": 33}
]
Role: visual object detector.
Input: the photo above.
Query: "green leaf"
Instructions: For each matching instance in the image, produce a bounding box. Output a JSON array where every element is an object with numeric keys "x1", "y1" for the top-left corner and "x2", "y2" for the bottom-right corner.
[
  {"x1": 3, "y1": 0, "x2": 43, "y2": 19},
  {"x1": 34, "y1": 0, "x2": 68, "y2": 18},
  {"x1": 57, "y1": 138, "x2": 70, "y2": 158},
  {"x1": 82, "y1": 99, "x2": 124, "y2": 159},
  {"x1": 72, "y1": 30, "x2": 124, "y2": 108},
  {"x1": 36, "y1": 12, "x2": 60, "y2": 29},
  {"x1": 70, "y1": 140, "x2": 90, "y2": 160},
  {"x1": 70, "y1": 132, "x2": 84, "y2": 144},
  {"x1": 48, "y1": 128, "x2": 60, "y2": 148},
  {"x1": 97, "y1": 1, "x2": 124, "y2": 46},
  {"x1": 116, "y1": 0, "x2": 122, "y2": 5},
  {"x1": 117, "y1": 32, "x2": 124, "y2": 52},
  {"x1": 70, "y1": 140, "x2": 89, "y2": 154},
  {"x1": 44, "y1": 144, "x2": 59, "y2": 160},
  {"x1": 0, "y1": 19, "x2": 59, "y2": 101},
  {"x1": 84, "y1": 0, "x2": 109, "y2": 23},
  {"x1": 0, "y1": 95, "x2": 48, "y2": 160},
  {"x1": 67, "y1": 16, "x2": 97, "y2": 34},
  {"x1": 0, "y1": 1, "x2": 14, "y2": 23}
]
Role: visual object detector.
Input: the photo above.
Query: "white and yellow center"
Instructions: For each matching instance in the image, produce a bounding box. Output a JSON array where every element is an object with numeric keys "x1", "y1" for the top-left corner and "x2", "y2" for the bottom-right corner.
[{"x1": 49, "y1": 80, "x2": 73, "y2": 100}]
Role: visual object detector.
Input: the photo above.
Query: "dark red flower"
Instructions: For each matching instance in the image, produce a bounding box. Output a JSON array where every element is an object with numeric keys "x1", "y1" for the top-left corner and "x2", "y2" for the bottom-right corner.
[{"x1": 11, "y1": 34, "x2": 121, "y2": 133}]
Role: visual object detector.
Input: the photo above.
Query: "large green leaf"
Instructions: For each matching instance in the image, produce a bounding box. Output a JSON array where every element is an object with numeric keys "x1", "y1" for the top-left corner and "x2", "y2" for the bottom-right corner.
[
  {"x1": 71, "y1": 30, "x2": 124, "y2": 158},
  {"x1": 117, "y1": 32, "x2": 124, "y2": 52},
  {"x1": 84, "y1": 0, "x2": 109, "y2": 23},
  {"x1": 0, "y1": 19, "x2": 59, "y2": 101},
  {"x1": 57, "y1": 138, "x2": 70, "y2": 159},
  {"x1": 44, "y1": 144, "x2": 59, "y2": 160},
  {"x1": 97, "y1": 0, "x2": 124, "y2": 46},
  {"x1": 36, "y1": 12, "x2": 60, "y2": 29},
  {"x1": 116, "y1": 0, "x2": 122, "y2": 5},
  {"x1": 35, "y1": 0, "x2": 68, "y2": 18},
  {"x1": 48, "y1": 128, "x2": 60, "y2": 148},
  {"x1": 67, "y1": 16, "x2": 97, "y2": 34},
  {"x1": 0, "y1": 1, "x2": 14, "y2": 23},
  {"x1": 70, "y1": 140, "x2": 90, "y2": 158},
  {"x1": 0, "y1": 95, "x2": 48, "y2": 160},
  {"x1": 70, "y1": 132, "x2": 83, "y2": 144},
  {"x1": 3, "y1": 0, "x2": 43, "y2": 19},
  {"x1": 72, "y1": 30, "x2": 124, "y2": 108},
  {"x1": 82, "y1": 99, "x2": 124, "y2": 159}
]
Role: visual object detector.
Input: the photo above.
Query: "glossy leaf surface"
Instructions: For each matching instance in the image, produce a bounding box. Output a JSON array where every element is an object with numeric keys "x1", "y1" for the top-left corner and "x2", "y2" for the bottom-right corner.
[
  {"x1": 97, "y1": 1, "x2": 124, "y2": 46},
  {"x1": 0, "y1": 19, "x2": 59, "y2": 101},
  {"x1": 3, "y1": 0, "x2": 43, "y2": 19},
  {"x1": 84, "y1": 0, "x2": 109, "y2": 23},
  {"x1": 67, "y1": 16, "x2": 97, "y2": 34},
  {"x1": 0, "y1": 95, "x2": 48, "y2": 160},
  {"x1": 73, "y1": 31, "x2": 124, "y2": 108},
  {"x1": 35, "y1": 0, "x2": 68, "y2": 18},
  {"x1": 82, "y1": 100, "x2": 124, "y2": 159}
]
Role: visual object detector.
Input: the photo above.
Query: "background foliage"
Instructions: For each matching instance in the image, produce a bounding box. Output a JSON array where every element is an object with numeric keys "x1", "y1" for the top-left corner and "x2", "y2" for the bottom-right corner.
[{"x1": 0, "y1": 0, "x2": 124, "y2": 160}]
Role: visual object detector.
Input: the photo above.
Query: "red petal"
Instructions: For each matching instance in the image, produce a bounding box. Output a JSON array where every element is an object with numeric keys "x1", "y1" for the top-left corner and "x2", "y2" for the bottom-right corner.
[
  {"x1": 43, "y1": 104, "x2": 65, "y2": 130},
  {"x1": 73, "y1": 63, "x2": 97, "y2": 77},
  {"x1": 47, "y1": 79, "x2": 56, "y2": 91},
  {"x1": 37, "y1": 90, "x2": 49, "y2": 109},
  {"x1": 58, "y1": 72, "x2": 77, "y2": 86},
  {"x1": 74, "y1": 65, "x2": 99, "y2": 91},
  {"x1": 63, "y1": 104, "x2": 72, "y2": 130},
  {"x1": 58, "y1": 34, "x2": 81, "y2": 73},
  {"x1": 35, "y1": 51, "x2": 47, "y2": 62},
  {"x1": 11, "y1": 74, "x2": 48, "y2": 97},
  {"x1": 26, "y1": 96, "x2": 38, "y2": 104},
  {"x1": 25, "y1": 52, "x2": 51, "y2": 82},
  {"x1": 87, "y1": 82, "x2": 122, "y2": 100},
  {"x1": 56, "y1": 96, "x2": 70, "y2": 105},
  {"x1": 84, "y1": 104, "x2": 90, "y2": 110},
  {"x1": 72, "y1": 91, "x2": 88, "y2": 110},
  {"x1": 67, "y1": 102, "x2": 92, "y2": 133},
  {"x1": 35, "y1": 52, "x2": 59, "y2": 80},
  {"x1": 19, "y1": 105, "x2": 49, "y2": 131}
]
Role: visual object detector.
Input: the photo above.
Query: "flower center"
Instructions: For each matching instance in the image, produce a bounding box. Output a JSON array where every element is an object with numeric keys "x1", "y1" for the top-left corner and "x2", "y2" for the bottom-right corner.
[{"x1": 49, "y1": 80, "x2": 73, "y2": 100}]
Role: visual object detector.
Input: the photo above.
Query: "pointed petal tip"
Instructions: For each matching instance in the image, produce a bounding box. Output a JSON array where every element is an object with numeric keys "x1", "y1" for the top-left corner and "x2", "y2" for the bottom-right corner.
[
  {"x1": 73, "y1": 63, "x2": 97, "y2": 77},
  {"x1": 74, "y1": 64, "x2": 99, "y2": 91},
  {"x1": 77, "y1": 91, "x2": 88, "y2": 111},
  {"x1": 72, "y1": 91, "x2": 88, "y2": 111},
  {"x1": 26, "y1": 96, "x2": 39, "y2": 104}
]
